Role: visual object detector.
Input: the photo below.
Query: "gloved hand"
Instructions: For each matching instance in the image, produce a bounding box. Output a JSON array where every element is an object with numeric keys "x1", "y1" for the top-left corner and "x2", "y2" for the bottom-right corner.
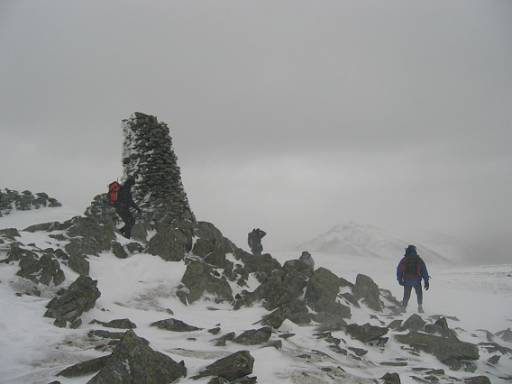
[
  {"x1": 398, "y1": 280, "x2": 404, "y2": 286},
  {"x1": 424, "y1": 281, "x2": 430, "y2": 290}
]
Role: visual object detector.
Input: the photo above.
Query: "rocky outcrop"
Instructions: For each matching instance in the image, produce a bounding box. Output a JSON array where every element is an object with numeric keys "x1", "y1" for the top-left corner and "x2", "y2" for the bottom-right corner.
[
  {"x1": 395, "y1": 332, "x2": 479, "y2": 369},
  {"x1": 147, "y1": 222, "x2": 192, "y2": 261},
  {"x1": 179, "y1": 260, "x2": 233, "y2": 304},
  {"x1": 0, "y1": 188, "x2": 61, "y2": 216},
  {"x1": 17, "y1": 251, "x2": 65, "y2": 286},
  {"x1": 193, "y1": 351, "x2": 254, "y2": 381},
  {"x1": 59, "y1": 330, "x2": 186, "y2": 384},
  {"x1": 45, "y1": 276, "x2": 101, "y2": 328},
  {"x1": 400, "y1": 314, "x2": 426, "y2": 332},
  {"x1": 352, "y1": 274, "x2": 383, "y2": 312},
  {"x1": 345, "y1": 323, "x2": 389, "y2": 343}
]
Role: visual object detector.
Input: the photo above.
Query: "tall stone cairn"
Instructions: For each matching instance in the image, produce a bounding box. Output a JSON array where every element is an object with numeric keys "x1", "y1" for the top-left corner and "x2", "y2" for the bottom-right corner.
[{"x1": 121, "y1": 112, "x2": 194, "y2": 223}]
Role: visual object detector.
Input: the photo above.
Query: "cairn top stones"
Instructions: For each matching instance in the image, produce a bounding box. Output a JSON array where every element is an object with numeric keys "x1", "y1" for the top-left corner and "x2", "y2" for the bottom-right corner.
[{"x1": 121, "y1": 112, "x2": 194, "y2": 222}]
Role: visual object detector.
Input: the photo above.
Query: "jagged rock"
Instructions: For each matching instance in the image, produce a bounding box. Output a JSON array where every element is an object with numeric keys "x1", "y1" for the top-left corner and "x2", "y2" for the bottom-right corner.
[
  {"x1": 495, "y1": 328, "x2": 512, "y2": 343},
  {"x1": 150, "y1": 318, "x2": 202, "y2": 332},
  {"x1": 111, "y1": 242, "x2": 128, "y2": 259},
  {"x1": 214, "y1": 332, "x2": 236, "y2": 346},
  {"x1": 298, "y1": 251, "x2": 315, "y2": 269},
  {"x1": 16, "y1": 251, "x2": 65, "y2": 286},
  {"x1": 147, "y1": 224, "x2": 191, "y2": 261},
  {"x1": 180, "y1": 260, "x2": 233, "y2": 304},
  {"x1": 487, "y1": 355, "x2": 500, "y2": 365},
  {"x1": 234, "y1": 248, "x2": 281, "y2": 280},
  {"x1": 208, "y1": 327, "x2": 221, "y2": 335},
  {"x1": 192, "y1": 222, "x2": 230, "y2": 257},
  {"x1": 424, "y1": 317, "x2": 457, "y2": 338},
  {"x1": 91, "y1": 318, "x2": 137, "y2": 329},
  {"x1": 381, "y1": 372, "x2": 401, "y2": 384},
  {"x1": 85, "y1": 330, "x2": 186, "y2": 383},
  {"x1": 89, "y1": 330, "x2": 126, "y2": 340},
  {"x1": 234, "y1": 327, "x2": 272, "y2": 345},
  {"x1": 58, "y1": 355, "x2": 111, "y2": 378},
  {"x1": 0, "y1": 228, "x2": 20, "y2": 238},
  {"x1": 464, "y1": 376, "x2": 491, "y2": 384},
  {"x1": 348, "y1": 347, "x2": 368, "y2": 357},
  {"x1": 68, "y1": 252, "x2": 90, "y2": 276},
  {"x1": 193, "y1": 350, "x2": 254, "y2": 380},
  {"x1": 352, "y1": 274, "x2": 383, "y2": 312},
  {"x1": 7, "y1": 243, "x2": 34, "y2": 261},
  {"x1": 395, "y1": 332, "x2": 479, "y2": 368},
  {"x1": 261, "y1": 299, "x2": 312, "y2": 328},
  {"x1": 305, "y1": 267, "x2": 351, "y2": 319},
  {"x1": 345, "y1": 323, "x2": 388, "y2": 343},
  {"x1": 121, "y1": 112, "x2": 194, "y2": 222},
  {"x1": 45, "y1": 275, "x2": 101, "y2": 328},
  {"x1": 264, "y1": 339, "x2": 282, "y2": 350},
  {"x1": 388, "y1": 320, "x2": 402, "y2": 329},
  {"x1": 64, "y1": 216, "x2": 114, "y2": 263},
  {"x1": 400, "y1": 314, "x2": 426, "y2": 332}
]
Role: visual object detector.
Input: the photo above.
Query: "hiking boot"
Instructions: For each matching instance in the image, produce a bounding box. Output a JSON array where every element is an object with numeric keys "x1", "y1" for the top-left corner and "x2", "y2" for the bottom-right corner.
[{"x1": 418, "y1": 305, "x2": 424, "y2": 314}]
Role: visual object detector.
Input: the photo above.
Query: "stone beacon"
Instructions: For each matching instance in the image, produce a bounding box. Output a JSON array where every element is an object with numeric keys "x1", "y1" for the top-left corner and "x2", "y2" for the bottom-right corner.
[{"x1": 121, "y1": 112, "x2": 194, "y2": 223}]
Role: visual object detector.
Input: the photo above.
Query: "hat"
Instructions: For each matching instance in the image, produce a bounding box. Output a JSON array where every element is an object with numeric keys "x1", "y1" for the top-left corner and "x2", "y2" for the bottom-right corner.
[{"x1": 405, "y1": 245, "x2": 418, "y2": 257}]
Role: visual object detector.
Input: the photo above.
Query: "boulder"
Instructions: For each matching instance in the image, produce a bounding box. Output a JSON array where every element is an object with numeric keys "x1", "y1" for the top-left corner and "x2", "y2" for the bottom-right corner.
[
  {"x1": 17, "y1": 252, "x2": 65, "y2": 286},
  {"x1": 0, "y1": 228, "x2": 20, "y2": 238},
  {"x1": 305, "y1": 267, "x2": 351, "y2": 319},
  {"x1": 150, "y1": 318, "x2": 202, "y2": 332},
  {"x1": 395, "y1": 332, "x2": 479, "y2": 368},
  {"x1": 111, "y1": 242, "x2": 128, "y2": 259},
  {"x1": 45, "y1": 275, "x2": 101, "y2": 328},
  {"x1": 424, "y1": 317, "x2": 457, "y2": 338},
  {"x1": 180, "y1": 260, "x2": 233, "y2": 304},
  {"x1": 193, "y1": 351, "x2": 254, "y2": 381},
  {"x1": 68, "y1": 251, "x2": 90, "y2": 276},
  {"x1": 147, "y1": 225, "x2": 191, "y2": 261},
  {"x1": 352, "y1": 274, "x2": 383, "y2": 312},
  {"x1": 345, "y1": 323, "x2": 388, "y2": 343},
  {"x1": 91, "y1": 318, "x2": 137, "y2": 329},
  {"x1": 86, "y1": 330, "x2": 186, "y2": 384},
  {"x1": 261, "y1": 299, "x2": 312, "y2": 328},
  {"x1": 400, "y1": 314, "x2": 425, "y2": 332},
  {"x1": 233, "y1": 327, "x2": 272, "y2": 345},
  {"x1": 213, "y1": 332, "x2": 236, "y2": 347},
  {"x1": 381, "y1": 372, "x2": 401, "y2": 384}
]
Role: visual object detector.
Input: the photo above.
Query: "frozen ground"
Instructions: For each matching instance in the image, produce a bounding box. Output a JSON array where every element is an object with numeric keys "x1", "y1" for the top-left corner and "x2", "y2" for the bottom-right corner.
[{"x1": 1, "y1": 208, "x2": 511, "y2": 384}]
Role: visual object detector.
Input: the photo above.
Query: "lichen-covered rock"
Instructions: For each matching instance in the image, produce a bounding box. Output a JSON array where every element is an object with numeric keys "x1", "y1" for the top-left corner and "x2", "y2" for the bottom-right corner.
[
  {"x1": 352, "y1": 274, "x2": 383, "y2": 312},
  {"x1": 233, "y1": 327, "x2": 272, "y2": 345},
  {"x1": 72, "y1": 330, "x2": 186, "y2": 384},
  {"x1": 150, "y1": 318, "x2": 202, "y2": 332},
  {"x1": 346, "y1": 323, "x2": 388, "y2": 343},
  {"x1": 193, "y1": 350, "x2": 254, "y2": 381},
  {"x1": 180, "y1": 260, "x2": 233, "y2": 304},
  {"x1": 67, "y1": 251, "x2": 90, "y2": 276},
  {"x1": 395, "y1": 331, "x2": 479, "y2": 368},
  {"x1": 45, "y1": 275, "x2": 101, "y2": 328}
]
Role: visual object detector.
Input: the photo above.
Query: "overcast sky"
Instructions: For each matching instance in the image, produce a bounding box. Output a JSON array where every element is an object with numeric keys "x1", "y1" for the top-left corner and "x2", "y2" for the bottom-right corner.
[{"x1": 1, "y1": 0, "x2": 511, "y2": 263}]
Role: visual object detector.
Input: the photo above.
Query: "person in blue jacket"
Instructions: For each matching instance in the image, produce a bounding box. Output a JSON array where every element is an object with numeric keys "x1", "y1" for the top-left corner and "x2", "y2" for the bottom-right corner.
[{"x1": 396, "y1": 244, "x2": 429, "y2": 313}]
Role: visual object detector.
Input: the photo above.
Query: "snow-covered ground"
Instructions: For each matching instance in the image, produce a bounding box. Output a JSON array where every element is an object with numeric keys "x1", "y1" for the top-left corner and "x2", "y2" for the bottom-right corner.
[{"x1": 1, "y1": 209, "x2": 511, "y2": 384}]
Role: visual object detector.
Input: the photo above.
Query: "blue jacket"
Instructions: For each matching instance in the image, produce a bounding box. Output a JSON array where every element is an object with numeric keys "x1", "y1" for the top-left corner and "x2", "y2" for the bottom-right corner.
[{"x1": 396, "y1": 256, "x2": 429, "y2": 286}]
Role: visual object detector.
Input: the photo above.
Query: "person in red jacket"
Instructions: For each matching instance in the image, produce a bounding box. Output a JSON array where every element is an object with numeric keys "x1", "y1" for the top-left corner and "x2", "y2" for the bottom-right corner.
[{"x1": 396, "y1": 245, "x2": 430, "y2": 313}]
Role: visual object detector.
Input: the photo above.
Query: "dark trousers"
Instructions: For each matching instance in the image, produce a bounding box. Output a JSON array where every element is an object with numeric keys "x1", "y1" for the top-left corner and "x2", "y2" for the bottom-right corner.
[
  {"x1": 402, "y1": 284, "x2": 423, "y2": 307},
  {"x1": 115, "y1": 206, "x2": 135, "y2": 238}
]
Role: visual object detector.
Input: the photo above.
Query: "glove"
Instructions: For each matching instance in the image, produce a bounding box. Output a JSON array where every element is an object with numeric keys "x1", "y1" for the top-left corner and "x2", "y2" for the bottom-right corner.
[
  {"x1": 398, "y1": 280, "x2": 404, "y2": 286},
  {"x1": 424, "y1": 281, "x2": 430, "y2": 290}
]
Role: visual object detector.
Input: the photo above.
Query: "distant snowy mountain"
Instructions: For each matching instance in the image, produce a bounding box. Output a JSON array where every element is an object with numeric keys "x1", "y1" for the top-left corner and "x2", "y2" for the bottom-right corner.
[{"x1": 298, "y1": 222, "x2": 452, "y2": 264}]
